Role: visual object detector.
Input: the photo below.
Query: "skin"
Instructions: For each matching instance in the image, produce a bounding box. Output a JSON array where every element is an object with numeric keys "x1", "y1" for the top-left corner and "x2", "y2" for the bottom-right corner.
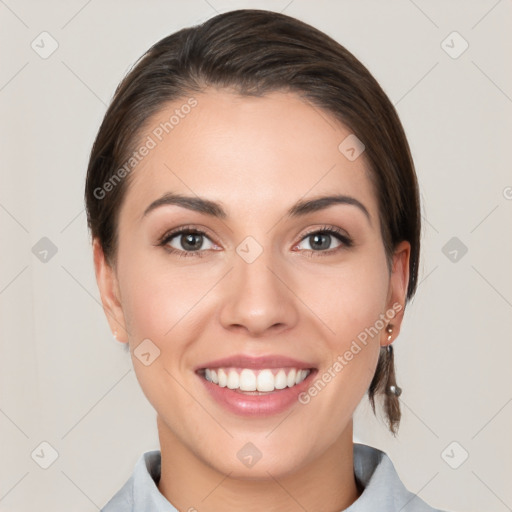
[{"x1": 94, "y1": 89, "x2": 410, "y2": 511}]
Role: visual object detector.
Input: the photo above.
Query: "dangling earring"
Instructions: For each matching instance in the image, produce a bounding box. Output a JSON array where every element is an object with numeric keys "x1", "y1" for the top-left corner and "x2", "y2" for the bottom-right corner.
[
  {"x1": 113, "y1": 330, "x2": 118, "y2": 340},
  {"x1": 385, "y1": 325, "x2": 402, "y2": 397}
]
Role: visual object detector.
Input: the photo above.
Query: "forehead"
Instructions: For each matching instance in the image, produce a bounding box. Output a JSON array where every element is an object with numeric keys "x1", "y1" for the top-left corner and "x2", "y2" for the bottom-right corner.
[{"x1": 121, "y1": 89, "x2": 377, "y2": 224}]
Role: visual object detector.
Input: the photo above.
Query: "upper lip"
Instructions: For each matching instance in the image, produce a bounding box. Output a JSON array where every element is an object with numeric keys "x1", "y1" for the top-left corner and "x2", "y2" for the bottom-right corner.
[{"x1": 195, "y1": 354, "x2": 316, "y2": 372}]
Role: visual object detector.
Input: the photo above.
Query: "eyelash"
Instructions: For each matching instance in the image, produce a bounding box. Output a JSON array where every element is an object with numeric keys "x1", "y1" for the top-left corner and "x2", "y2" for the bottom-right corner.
[{"x1": 157, "y1": 224, "x2": 353, "y2": 259}]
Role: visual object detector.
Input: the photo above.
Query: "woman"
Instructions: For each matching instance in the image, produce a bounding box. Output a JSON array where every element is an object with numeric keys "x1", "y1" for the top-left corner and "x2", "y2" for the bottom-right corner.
[{"x1": 86, "y1": 9, "x2": 447, "y2": 512}]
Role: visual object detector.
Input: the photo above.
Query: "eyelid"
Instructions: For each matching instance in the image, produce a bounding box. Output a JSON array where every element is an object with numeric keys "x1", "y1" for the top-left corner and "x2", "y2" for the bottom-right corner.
[
  {"x1": 298, "y1": 224, "x2": 351, "y2": 242},
  {"x1": 156, "y1": 224, "x2": 218, "y2": 246}
]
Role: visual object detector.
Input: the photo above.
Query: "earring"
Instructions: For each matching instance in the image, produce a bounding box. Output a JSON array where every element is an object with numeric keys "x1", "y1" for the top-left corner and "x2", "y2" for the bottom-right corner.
[
  {"x1": 113, "y1": 330, "x2": 118, "y2": 340},
  {"x1": 386, "y1": 324, "x2": 393, "y2": 344},
  {"x1": 389, "y1": 384, "x2": 402, "y2": 396},
  {"x1": 385, "y1": 343, "x2": 402, "y2": 396}
]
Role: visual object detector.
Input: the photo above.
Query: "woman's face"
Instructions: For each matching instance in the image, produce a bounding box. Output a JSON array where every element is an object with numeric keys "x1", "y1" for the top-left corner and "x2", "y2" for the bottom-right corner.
[{"x1": 95, "y1": 89, "x2": 409, "y2": 478}]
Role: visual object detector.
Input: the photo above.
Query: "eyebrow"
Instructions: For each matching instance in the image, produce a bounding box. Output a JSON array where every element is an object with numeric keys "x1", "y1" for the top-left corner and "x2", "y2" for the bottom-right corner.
[{"x1": 142, "y1": 192, "x2": 371, "y2": 223}]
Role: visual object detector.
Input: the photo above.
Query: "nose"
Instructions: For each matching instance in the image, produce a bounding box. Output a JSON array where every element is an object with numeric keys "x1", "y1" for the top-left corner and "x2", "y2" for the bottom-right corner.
[{"x1": 218, "y1": 245, "x2": 300, "y2": 337}]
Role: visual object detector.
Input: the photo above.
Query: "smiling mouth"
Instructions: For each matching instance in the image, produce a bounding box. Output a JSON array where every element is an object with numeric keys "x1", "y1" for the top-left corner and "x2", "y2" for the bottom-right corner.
[{"x1": 197, "y1": 367, "x2": 316, "y2": 393}]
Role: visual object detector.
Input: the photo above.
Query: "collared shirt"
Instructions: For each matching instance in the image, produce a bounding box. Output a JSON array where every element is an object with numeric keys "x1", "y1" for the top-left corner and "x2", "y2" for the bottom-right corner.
[{"x1": 101, "y1": 443, "x2": 447, "y2": 511}]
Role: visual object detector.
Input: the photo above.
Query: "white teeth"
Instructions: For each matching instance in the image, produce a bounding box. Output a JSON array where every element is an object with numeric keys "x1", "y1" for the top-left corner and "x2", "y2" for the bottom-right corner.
[
  {"x1": 217, "y1": 368, "x2": 227, "y2": 387},
  {"x1": 202, "y1": 367, "x2": 311, "y2": 392},
  {"x1": 256, "y1": 369, "x2": 274, "y2": 392},
  {"x1": 274, "y1": 369, "x2": 288, "y2": 389},
  {"x1": 227, "y1": 369, "x2": 239, "y2": 389},
  {"x1": 287, "y1": 369, "x2": 296, "y2": 388},
  {"x1": 239, "y1": 369, "x2": 257, "y2": 391}
]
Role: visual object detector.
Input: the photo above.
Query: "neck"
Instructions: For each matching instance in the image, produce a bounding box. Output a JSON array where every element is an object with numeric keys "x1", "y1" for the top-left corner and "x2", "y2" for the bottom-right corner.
[{"x1": 156, "y1": 416, "x2": 361, "y2": 512}]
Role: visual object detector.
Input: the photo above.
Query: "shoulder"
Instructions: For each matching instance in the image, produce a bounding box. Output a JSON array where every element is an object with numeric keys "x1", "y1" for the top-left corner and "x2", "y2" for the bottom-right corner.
[
  {"x1": 101, "y1": 450, "x2": 176, "y2": 512},
  {"x1": 101, "y1": 474, "x2": 134, "y2": 511},
  {"x1": 350, "y1": 443, "x2": 451, "y2": 512}
]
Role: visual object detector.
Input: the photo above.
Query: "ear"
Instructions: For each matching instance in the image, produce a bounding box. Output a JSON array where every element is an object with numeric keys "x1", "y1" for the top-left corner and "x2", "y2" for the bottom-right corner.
[
  {"x1": 93, "y1": 238, "x2": 128, "y2": 344},
  {"x1": 382, "y1": 240, "x2": 411, "y2": 347}
]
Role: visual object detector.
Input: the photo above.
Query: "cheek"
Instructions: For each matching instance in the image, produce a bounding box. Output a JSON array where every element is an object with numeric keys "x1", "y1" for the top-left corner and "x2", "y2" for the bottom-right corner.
[
  {"x1": 296, "y1": 248, "x2": 390, "y2": 407},
  {"x1": 293, "y1": 252, "x2": 389, "y2": 431},
  {"x1": 115, "y1": 249, "x2": 209, "y2": 416},
  {"x1": 117, "y1": 244, "x2": 211, "y2": 341},
  {"x1": 299, "y1": 251, "x2": 390, "y2": 344}
]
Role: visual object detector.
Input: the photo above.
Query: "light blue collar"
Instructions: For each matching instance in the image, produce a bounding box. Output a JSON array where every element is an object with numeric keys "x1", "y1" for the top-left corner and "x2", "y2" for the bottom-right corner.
[{"x1": 101, "y1": 443, "x2": 446, "y2": 511}]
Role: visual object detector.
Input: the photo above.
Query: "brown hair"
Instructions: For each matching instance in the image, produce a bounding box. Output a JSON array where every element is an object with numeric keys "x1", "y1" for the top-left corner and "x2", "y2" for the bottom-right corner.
[{"x1": 85, "y1": 9, "x2": 420, "y2": 435}]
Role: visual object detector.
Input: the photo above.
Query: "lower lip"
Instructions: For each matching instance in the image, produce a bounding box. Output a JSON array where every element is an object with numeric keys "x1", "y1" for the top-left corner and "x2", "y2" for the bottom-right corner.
[{"x1": 197, "y1": 370, "x2": 316, "y2": 417}]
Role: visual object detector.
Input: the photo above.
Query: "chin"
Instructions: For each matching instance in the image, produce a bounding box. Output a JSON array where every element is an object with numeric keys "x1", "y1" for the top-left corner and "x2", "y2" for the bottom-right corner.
[{"x1": 202, "y1": 435, "x2": 319, "y2": 481}]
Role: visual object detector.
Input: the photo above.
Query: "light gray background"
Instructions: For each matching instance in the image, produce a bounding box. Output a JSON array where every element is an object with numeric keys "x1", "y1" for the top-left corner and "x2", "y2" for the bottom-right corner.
[{"x1": 1, "y1": 1, "x2": 511, "y2": 511}]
